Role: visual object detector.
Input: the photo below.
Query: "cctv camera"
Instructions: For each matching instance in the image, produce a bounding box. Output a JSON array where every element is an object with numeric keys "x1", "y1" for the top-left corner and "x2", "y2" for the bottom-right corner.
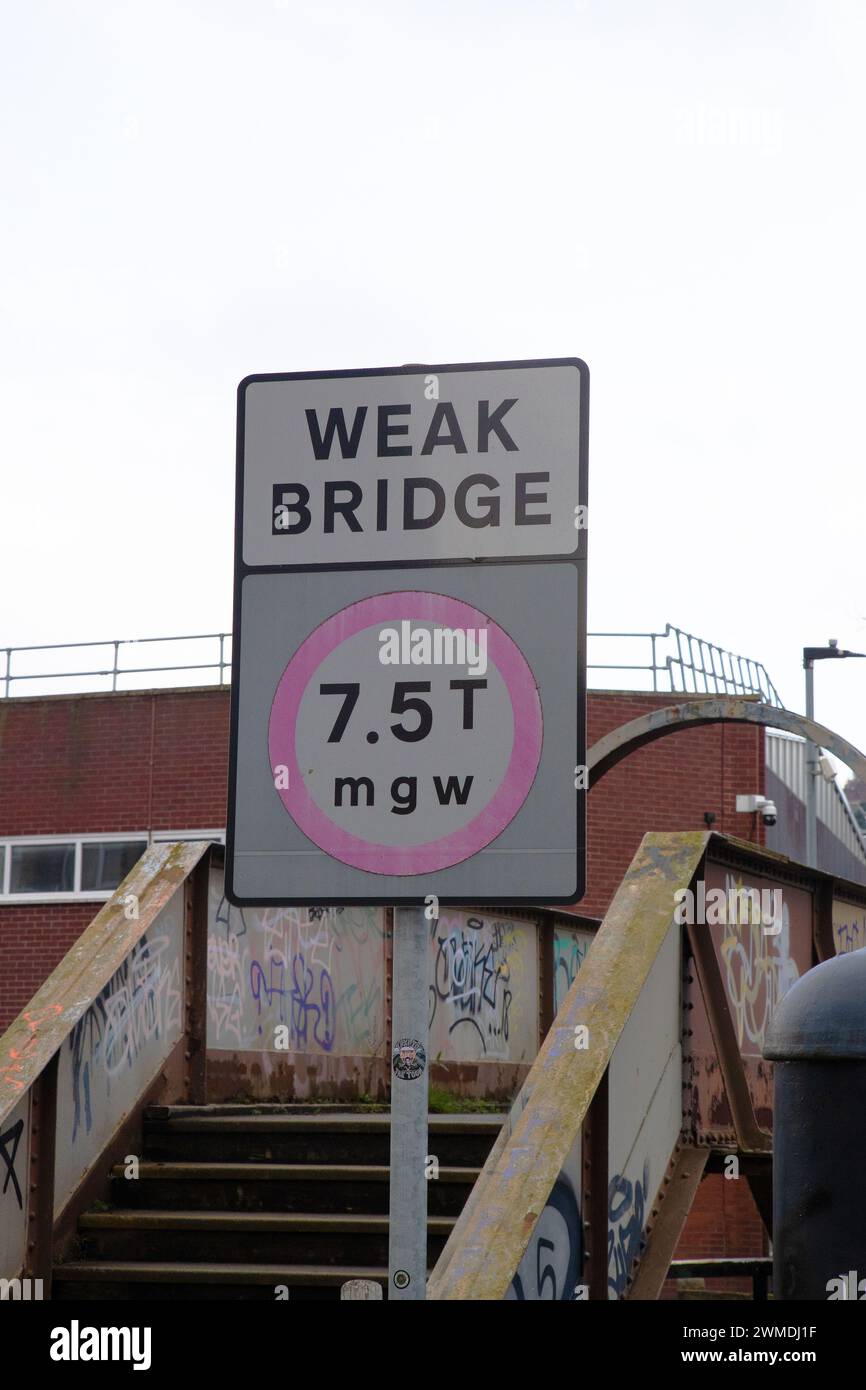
[{"x1": 761, "y1": 800, "x2": 777, "y2": 827}]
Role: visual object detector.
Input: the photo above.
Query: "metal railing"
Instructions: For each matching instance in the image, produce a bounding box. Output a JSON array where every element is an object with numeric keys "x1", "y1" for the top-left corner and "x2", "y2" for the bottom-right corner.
[
  {"x1": 0, "y1": 624, "x2": 784, "y2": 707},
  {"x1": 1, "y1": 633, "x2": 231, "y2": 698},
  {"x1": 588, "y1": 624, "x2": 784, "y2": 707}
]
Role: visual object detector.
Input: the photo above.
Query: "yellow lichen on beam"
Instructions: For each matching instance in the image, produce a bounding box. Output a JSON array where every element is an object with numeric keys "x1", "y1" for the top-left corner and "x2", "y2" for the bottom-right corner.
[{"x1": 0, "y1": 840, "x2": 210, "y2": 1123}]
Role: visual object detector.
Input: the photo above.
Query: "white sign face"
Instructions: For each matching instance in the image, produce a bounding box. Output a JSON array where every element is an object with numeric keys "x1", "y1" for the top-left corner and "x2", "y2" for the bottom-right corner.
[{"x1": 239, "y1": 361, "x2": 585, "y2": 567}]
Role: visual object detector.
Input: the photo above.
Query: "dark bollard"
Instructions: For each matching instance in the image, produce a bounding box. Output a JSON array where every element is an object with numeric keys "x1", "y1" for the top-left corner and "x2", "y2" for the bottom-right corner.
[{"x1": 764, "y1": 948, "x2": 866, "y2": 1300}]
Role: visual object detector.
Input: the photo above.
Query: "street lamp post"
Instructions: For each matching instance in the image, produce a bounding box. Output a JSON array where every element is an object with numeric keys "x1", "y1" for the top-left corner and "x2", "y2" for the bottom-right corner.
[{"x1": 802, "y1": 640, "x2": 866, "y2": 868}]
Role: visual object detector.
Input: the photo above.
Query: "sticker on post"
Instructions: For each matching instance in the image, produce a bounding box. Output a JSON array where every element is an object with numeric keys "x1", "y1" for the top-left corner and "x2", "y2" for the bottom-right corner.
[{"x1": 392, "y1": 1037, "x2": 427, "y2": 1081}]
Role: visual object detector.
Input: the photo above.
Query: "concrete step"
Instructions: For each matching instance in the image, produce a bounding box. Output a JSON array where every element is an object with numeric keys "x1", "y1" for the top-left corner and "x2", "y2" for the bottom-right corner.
[
  {"x1": 147, "y1": 1105, "x2": 392, "y2": 1118},
  {"x1": 75, "y1": 1208, "x2": 453, "y2": 1265},
  {"x1": 143, "y1": 1110, "x2": 502, "y2": 1167},
  {"x1": 110, "y1": 1161, "x2": 479, "y2": 1215},
  {"x1": 81, "y1": 1210, "x2": 454, "y2": 1234},
  {"x1": 57, "y1": 1108, "x2": 498, "y2": 1299},
  {"x1": 145, "y1": 1108, "x2": 503, "y2": 1131},
  {"x1": 52, "y1": 1260, "x2": 392, "y2": 1301}
]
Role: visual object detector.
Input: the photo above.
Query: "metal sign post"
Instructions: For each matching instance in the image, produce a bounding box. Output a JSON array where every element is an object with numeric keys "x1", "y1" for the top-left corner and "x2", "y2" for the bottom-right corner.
[{"x1": 388, "y1": 908, "x2": 430, "y2": 1299}]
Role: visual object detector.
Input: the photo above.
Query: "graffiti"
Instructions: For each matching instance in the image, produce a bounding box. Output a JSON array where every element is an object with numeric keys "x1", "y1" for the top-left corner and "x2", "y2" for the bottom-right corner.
[
  {"x1": 608, "y1": 1160, "x2": 650, "y2": 1298},
  {"x1": 833, "y1": 903, "x2": 866, "y2": 955},
  {"x1": 429, "y1": 915, "x2": 516, "y2": 1058},
  {"x1": 207, "y1": 889, "x2": 536, "y2": 1063},
  {"x1": 835, "y1": 919, "x2": 866, "y2": 953},
  {"x1": 426, "y1": 911, "x2": 537, "y2": 1063},
  {"x1": 290, "y1": 956, "x2": 335, "y2": 1051},
  {"x1": 249, "y1": 953, "x2": 336, "y2": 1052},
  {"x1": 207, "y1": 885, "x2": 386, "y2": 1057},
  {"x1": 0, "y1": 1118, "x2": 24, "y2": 1210},
  {"x1": 103, "y1": 935, "x2": 181, "y2": 1078},
  {"x1": 69, "y1": 1003, "x2": 103, "y2": 1143},
  {"x1": 215, "y1": 892, "x2": 248, "y2": 940},
  {"x1": 553, "y1": 928, "x2": 593, "y2": 1013},
  {"x1": 507, "y1": 1177, "x2": 583, "y2": 1300},
  {"x1": 208, "y1": 930, "x2": 245, "y2": 1046},
  {"x1": 719, "y1": 873, "x2": 800, "y2": 1049},
  {"x1": 68, "y1": 932, "x2": 182, "y2": 1142}
]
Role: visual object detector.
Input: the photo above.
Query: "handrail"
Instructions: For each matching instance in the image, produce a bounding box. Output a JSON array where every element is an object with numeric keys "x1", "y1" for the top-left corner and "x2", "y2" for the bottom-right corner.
[
  {"x1": 587, "y1": 624, "x2": 784, "y2": 706},
  {"x1": 1, "y1": 633, "x2": 230, "y2": 697},
  {"x1": 0, "y1": 839, "x2": 212, "y2": 1290},
  {"x1": 0, "y1": 625, "x2": 782, "y2": 704},
  {"x1": 0, "y1": 840, "x2": 209, "y2": 1127},
  {"x1": 428, "y1": 831, "x2": 709, "y2": 1300}
]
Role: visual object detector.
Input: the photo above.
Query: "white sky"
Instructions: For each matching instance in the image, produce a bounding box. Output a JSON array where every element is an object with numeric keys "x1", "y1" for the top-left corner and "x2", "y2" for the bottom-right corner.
[{"x1": 2, "y1": 1, "x2": 866, "y2": 766}]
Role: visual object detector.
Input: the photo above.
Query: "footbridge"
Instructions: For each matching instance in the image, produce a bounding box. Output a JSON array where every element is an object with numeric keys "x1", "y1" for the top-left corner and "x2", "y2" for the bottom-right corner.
[{"x1": 2, "y1": 820, "x2": 865, "y2": 1298}]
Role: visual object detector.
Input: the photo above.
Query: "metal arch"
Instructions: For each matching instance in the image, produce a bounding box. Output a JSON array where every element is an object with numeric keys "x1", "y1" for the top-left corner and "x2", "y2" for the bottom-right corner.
[{"x1": 587, "y1": 698, "x2": 866, "y2": 788}]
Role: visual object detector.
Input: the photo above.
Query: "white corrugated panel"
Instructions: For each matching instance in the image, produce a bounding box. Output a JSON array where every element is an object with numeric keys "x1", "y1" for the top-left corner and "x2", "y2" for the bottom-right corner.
[{"x1": 766, "y1": 730, "x2": 866, "y2": 864}]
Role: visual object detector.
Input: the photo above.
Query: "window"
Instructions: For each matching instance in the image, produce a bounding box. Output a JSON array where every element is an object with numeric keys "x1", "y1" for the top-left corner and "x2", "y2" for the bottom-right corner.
[
  {"x1": 81, "y1": 840, "x2": 147, "y2": 892},
  {"x1": 0, "y1": 835, "x2": 151, "y2": 901},
  {"x1": 10, "y1": 842, "x2": 75, "y2": 894},
  {"x1": 0, "y1": 832, "x2": 224, "y2": 901}
]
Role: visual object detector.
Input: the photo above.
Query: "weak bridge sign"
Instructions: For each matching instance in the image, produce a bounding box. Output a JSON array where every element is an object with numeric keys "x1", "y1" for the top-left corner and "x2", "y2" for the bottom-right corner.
[{"x1": 227, "y1": 359, "x2": 588, "y2": 907}]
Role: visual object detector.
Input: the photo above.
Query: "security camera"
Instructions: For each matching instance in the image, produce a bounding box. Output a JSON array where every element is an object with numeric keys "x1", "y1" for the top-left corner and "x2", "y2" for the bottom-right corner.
[{"x1": 735, "y1": 793, "x2": 777, "y2": 826}]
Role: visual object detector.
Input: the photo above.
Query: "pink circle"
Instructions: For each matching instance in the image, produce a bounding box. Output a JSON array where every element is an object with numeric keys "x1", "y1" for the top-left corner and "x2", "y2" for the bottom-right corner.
[{"x1": 268, "y1": 591, "x2": 543, "y2": 876}]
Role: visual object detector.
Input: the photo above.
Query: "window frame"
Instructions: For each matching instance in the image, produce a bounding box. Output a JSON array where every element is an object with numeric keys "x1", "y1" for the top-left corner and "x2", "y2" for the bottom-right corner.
[{"x1": 0, "y1": 830, "x2": 224, "y2": 904}]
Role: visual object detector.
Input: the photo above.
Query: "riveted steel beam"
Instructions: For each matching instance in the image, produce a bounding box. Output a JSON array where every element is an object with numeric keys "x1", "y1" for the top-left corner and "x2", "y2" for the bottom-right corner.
[{"x1": 627, "y1": 1144, "x2": 709, "y2": 1300}]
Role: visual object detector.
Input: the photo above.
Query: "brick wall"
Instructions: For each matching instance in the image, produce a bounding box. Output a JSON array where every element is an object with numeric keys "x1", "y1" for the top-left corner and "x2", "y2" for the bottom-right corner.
[
  {"x1": 0, "y1": 687, "x2": 229, "y2": 835},
  {"x1": 0, "y1": 687, "x2": 229, "y2": 1025},
  {"x1": 682, "y1": 1175, "x2": 767, "y2": 1258},
  {"x1": 670, "y1": 1175, "x2": 769, "y2": 1295},
  {"x1": 582, "y1": 691, "x2": 765, "y2": 919},
  {"x1": 0, "y1": 902, "x2": 95, "y2": 1025}
]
